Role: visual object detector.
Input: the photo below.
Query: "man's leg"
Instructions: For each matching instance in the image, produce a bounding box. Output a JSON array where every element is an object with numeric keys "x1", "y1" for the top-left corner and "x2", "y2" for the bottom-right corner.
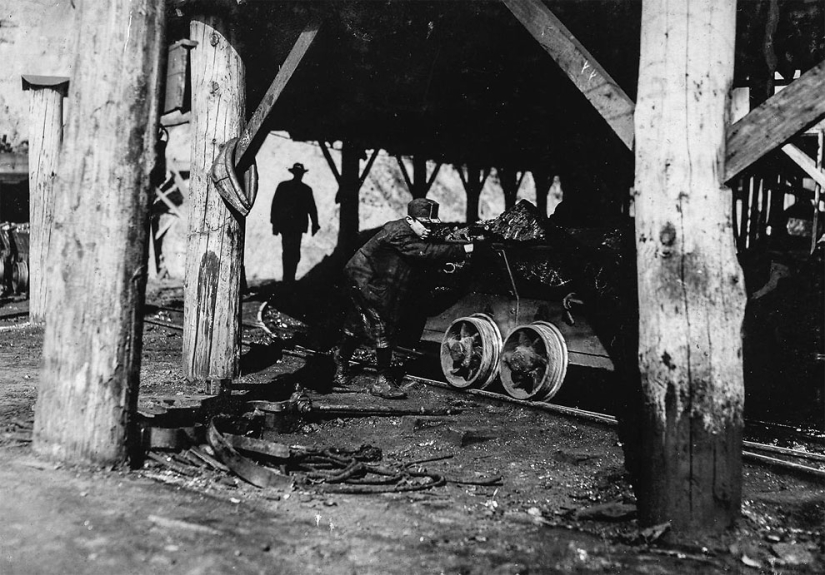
[
  {"x1": 282, "y1": 233, "x2": 302, "y2": 282},
  {"x1": 332, "y1": 332, "x2": 360, "y2": 388},
  {"x1": 369, "y1": 345, "x2": 407, "y2": 399}
]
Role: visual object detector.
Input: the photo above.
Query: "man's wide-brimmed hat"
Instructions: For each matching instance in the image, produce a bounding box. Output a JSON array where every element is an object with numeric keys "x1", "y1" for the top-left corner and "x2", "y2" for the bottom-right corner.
[
  {"x1": 407, "y1": 198, "x2": 441, "y2": 223},
  {"x1": 288, "y1": 162, "x2": 308, "y2": 174}
]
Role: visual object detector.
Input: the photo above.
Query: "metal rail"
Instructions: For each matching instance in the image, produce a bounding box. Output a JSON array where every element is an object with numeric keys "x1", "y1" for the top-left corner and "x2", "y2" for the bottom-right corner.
[{"x1": 406, "y1": 374, "x2": 825, "y2": 479}]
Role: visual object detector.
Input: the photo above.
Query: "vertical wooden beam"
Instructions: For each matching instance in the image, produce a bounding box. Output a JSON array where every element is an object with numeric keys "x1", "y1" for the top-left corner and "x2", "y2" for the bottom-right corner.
[
  {"x1": 337, "y1": 141, "x2": 362, "y2": 256},
  {"x1": 633, "y1": 0, "x2": 745, "y2": 533},
  {"x1": 532, "y1": 168, "x2": 552, "y2": 218},
  {"x1": 33, "y1": 0, "x2": 165, "y2": 465},
  {"x1": 23, "y1": 76, "x2": 68, "y2": 324},
  {"x1": 498, "y1": 167, "x2": 522, "y2": 210},
  {"x1": 184, "y1": 13, "x2": 246, "y2": 391},
  {"x1": 457, "y1": 164, "x2": 489, "y2": 223}
]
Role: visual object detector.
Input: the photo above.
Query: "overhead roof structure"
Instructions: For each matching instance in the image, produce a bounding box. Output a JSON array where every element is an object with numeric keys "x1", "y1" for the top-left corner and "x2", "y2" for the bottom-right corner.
[{"x1": 169, "y1": 0, "x2": 824, "y2": 192}]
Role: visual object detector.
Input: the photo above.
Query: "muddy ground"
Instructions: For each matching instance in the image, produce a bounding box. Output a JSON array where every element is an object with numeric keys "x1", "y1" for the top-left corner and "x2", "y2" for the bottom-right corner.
[{"x1": 1, "y1": 280, "x2": 824, "y2": 575}]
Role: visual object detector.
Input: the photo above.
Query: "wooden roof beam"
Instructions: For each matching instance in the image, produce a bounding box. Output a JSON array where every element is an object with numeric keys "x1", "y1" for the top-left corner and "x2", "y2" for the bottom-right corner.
[
  {"x1": 501, "y1": 0, "x2": 635, "y2": 150},
  {"x1": 724, "y1": 58, "x2": 825, "y2": 182}
]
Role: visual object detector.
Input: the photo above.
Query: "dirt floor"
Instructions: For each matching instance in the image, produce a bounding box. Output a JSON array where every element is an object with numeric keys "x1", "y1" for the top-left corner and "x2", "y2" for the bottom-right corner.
[{"x1": 1, "y1": 280, "x2": 824, "y2": 575}]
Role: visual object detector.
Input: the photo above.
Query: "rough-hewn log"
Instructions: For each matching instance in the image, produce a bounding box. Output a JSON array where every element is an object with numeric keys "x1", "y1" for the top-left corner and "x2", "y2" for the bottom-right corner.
[
  {"x1": 501, "y1": 0, "x2": 635, "y2": 150},
  {"x1": 633, "y1": 0, "x2": 745, "y2": 533},
  {"x1": 183, "y1": 13, "x2": 246, "y2": 389},
  {"x1": 33, "y1": 0, "x2": 165, "y2": 466},
  {"x1": 23, "y1": 76, "x2": 68, "y2": 324},
  {"x1": 725, "y1": 58, "x2": 825, "y2": 181}
]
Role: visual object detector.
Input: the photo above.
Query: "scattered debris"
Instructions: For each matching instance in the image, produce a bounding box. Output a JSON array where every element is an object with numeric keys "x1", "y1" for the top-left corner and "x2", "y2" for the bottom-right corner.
[
  {"x1": 147, "y1": 514, "x2": 222, "y2": 536},
  {"x1": 573, "y1": 501, "x2": 636, "y2": 521},
  {"x1": 639, "y1": 522, "x2": 671, "y2": 544}
]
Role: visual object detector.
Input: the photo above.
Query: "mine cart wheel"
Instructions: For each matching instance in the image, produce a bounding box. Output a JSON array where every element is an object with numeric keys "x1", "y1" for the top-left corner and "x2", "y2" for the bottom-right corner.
[
  {"x1": 500, "y1": 321, "x2": 568, "y2": 401},
  {"x1": 440, "y1": 313, "x2": 502, "y2": 390},
  {"x1": 12, "y1": 261, "x2": 28, "y2": 294}
]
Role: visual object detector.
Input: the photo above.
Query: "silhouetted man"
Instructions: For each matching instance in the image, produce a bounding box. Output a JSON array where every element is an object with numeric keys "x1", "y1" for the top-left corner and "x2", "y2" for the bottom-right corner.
[{"x1": 270, "y1": 162, "x2": 320, "y2": 283}]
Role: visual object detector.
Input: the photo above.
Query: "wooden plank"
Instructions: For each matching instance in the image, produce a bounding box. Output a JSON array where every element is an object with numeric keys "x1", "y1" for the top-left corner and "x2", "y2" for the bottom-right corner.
[
  {"x1": 501, "y1": 0, "x2": 635, "y2": 150},
  {"x1": 725, "y1": 59, "x2": 825, "y2": 182},
  {"x1": 235, "y1": 21, "x2": 320, "y2": 170},
  {"x1": 781, "y1": 143, "x2": 825, "y2": 189}
]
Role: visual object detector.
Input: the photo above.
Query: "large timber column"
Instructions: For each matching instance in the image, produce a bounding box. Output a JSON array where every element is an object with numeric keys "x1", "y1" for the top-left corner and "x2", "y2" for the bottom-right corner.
[
  {"x1": 33, "y1": 0, "x2": 164, "y2": 465},
  {"x1": 634, "y1": 0, "x2": 746, "y2": 533},
  {"x1": 23, "y1": 76, "x2": 68, "y2": 324},
  {"x1": 184, "y1": 13, "x2": 246, "y2": 389}
]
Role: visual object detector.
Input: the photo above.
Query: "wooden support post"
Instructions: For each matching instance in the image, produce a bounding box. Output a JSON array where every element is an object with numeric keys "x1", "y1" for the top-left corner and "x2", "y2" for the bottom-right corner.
[
  {"x1": 22, "y1": 76, "x2": 68, "y2": 324},
  {"x1": 457, "y1": 164, "x2": 489, "y2": 223},
  {"x1": 412, "y1": 155, "x2": 428, "y2": 199},
  {"x1": 184, "y1": 13, "x2": 246, "y2": 391},
  {"x1": 497, "y1": 167, "x2": 524, "y2": 210},
  {"x1": 397, "y1": 155, "x2": 441, "y2": 199},
  {"x1": 633, "y1": 0, "x2": 745, "y2": 533},
  {"x1": 33, "y1": 0, "x2": 165, "y2": 465},
  {"x1": 337, "y1": 142, "x2": 362, "y2": 256},
  {"x1": 532, "y1": 168, "x2": 553, "y2": 218}
]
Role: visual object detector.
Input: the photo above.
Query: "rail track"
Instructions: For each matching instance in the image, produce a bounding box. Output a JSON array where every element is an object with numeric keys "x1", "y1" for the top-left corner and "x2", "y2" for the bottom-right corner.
[
  {"x1": 5, "y1": 306, "x2": 824, "y2": 478},
  {"x1": 142, "y1": 308, "x2": 825, "y2": 479}
]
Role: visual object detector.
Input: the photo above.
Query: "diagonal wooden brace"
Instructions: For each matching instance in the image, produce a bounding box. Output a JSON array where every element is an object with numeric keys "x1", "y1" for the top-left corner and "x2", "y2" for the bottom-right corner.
[{"x1": 211, "y1": 20, "x2": 321, "y2": 215}]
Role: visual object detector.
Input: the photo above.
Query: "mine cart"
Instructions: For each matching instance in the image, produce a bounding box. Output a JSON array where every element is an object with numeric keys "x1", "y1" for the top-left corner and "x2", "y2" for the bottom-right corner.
[
  {"x1": 0, "y1": 222, "x2": 29, "y2": 296},
  {"x1": 420, "y1": 243, "x2": 614, "y2": 402}
]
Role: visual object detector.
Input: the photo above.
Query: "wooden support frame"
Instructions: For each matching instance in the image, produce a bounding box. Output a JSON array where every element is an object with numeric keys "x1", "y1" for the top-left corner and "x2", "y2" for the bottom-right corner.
[
  {"x1": 22, "y1": 75, "x2": 69, "y2": 324},
  {"x1": 781, "y1": 143, "x2": 825, "y2": 189},
  {"x1": 396, "y1": 155, "x2": 442, "y2": 198},
  {"x1": 504, "y1": 0, "x2": 824, "y2": 184},
  {"x1": 319, "y1": 142, "x2": 378, "y2": 203},
  {"x1": 501, "y1": 0, "x2": 635, "y2": 150},
  {"x1": 725, "y1": 59, "x2": 825, "y2": 181},
  {"x1": 235, "y1": 21, "x2": 320, "y2": 172},
  {"x1": 319, "y1": 141, "x2": 341, "y2": 186},
  {"x1": 457, "y1": 164, "x2": 490, "y2": 223},
  {"x1": 497, "y1": 167, "x2": 526, "y2": 210}
]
